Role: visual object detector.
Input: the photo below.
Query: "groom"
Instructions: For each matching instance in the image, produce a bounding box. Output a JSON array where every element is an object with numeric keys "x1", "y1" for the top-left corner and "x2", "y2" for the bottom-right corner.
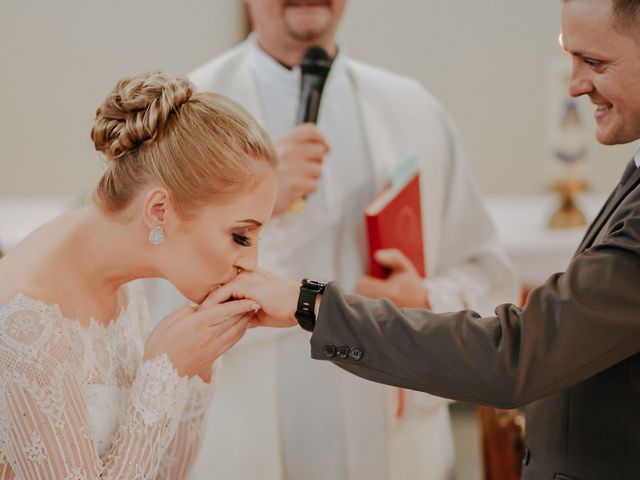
[{"x1": 210, "y1": 0, "x2": 640, "y2": 478}]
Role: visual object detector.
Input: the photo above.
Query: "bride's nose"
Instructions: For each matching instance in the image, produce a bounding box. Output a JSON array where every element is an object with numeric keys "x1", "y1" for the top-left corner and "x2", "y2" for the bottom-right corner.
[{"x1": 234, "y1": 248, "x2": 258, "y2": 273}]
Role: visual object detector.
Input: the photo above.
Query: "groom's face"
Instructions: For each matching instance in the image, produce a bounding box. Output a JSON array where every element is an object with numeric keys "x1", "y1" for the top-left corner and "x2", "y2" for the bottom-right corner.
[{"x1": 562, "y1": 0, "x2": 640, "y2": 145}]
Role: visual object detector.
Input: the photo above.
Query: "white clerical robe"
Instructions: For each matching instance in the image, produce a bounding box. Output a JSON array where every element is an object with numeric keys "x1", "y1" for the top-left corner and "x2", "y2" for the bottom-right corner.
[{"x1": 146, "y1": 36, "x2": 520, "y2": 480}]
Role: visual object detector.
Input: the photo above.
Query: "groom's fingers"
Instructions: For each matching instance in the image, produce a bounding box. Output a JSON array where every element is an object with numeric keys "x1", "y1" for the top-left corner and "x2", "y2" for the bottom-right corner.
[{"x1": 200, "y1": 282, "x2": 241, "y2": 309}]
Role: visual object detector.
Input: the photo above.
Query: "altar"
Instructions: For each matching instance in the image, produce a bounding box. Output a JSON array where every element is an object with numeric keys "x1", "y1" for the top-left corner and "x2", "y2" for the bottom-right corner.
[
  {"x1": 0, "y1": 197, "x2": 74, "y2": 255},
  {"x1": 485, "y1": 193, "x2": 605, "y2": 290}
]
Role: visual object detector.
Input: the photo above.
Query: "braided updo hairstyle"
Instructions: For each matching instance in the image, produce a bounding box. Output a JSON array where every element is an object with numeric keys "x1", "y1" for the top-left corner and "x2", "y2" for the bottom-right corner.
[{"x1": 91, "y1": 71, "x2": 277, "y2": 216}]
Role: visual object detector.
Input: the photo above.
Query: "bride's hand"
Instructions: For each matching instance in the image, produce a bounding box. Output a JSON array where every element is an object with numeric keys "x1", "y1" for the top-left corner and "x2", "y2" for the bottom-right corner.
[
  {"x1": 144, "y1": 298, "x2": 258, "y2": 382},
  {"x1": 201, "y1": 270, "x2": 300, "y2": 329}
]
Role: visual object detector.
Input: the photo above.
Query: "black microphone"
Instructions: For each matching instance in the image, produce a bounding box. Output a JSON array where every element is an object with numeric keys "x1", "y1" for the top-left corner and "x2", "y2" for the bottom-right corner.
[
  {"x1": 289, "y1": 46, "x2": 333, "y2": 213},
  {"x1": 295, "y1": 46, "x2": 333, "y2": 125}
]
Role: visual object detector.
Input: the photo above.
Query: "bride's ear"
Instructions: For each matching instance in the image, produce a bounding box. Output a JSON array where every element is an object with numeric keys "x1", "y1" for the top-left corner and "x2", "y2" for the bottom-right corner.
[{"x1": 142, "y1": 187, "x2": 173, "y2": 230}]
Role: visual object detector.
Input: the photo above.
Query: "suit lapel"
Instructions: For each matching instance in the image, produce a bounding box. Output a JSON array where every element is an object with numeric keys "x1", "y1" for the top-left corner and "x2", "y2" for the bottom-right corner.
[
  {"x1": 576, "y1": 165, "x2": 640, "y2": 253},
  {"x1": 575, "y1": 187, "x2": 620, "y2": 254}
]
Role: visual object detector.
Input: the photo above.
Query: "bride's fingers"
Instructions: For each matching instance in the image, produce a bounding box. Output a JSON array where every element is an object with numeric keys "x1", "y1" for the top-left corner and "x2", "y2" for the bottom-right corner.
[
  {"x1": 220, "y1": 321, "x2": 250, "y2": 352},
  {"x1": 204, "y1": 310, "x2": 253, "y2": 340},
  {"x1": 206, "y1": 304, "x2": 260, "y2": 328},
  {"x1": 208, "y1": 315, "x2": 251, "y2": 352},
  {"x1": 192, "y1": 299, "x2": 260, "y2": 326},
  {"x1": 161, "y1": 304, "x2": 199, "y2": 325}
]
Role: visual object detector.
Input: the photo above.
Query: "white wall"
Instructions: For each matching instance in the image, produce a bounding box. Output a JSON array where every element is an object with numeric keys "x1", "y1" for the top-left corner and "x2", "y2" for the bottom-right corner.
[
  {"x1": 339, "y1": 0, "x2": 638, "y2": 194},
  {"x1": 0, "y1": 0, "x2": 245, "y2": 198},
  {"x1": 1, "y1": 0, "x2": 637, "y2": 198}
]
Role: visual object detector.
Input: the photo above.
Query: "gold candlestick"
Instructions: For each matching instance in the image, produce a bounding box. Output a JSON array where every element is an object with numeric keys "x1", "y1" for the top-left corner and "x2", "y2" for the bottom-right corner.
[{"x1": 549, "y1": 178, "x2": 587, "y2": 229}]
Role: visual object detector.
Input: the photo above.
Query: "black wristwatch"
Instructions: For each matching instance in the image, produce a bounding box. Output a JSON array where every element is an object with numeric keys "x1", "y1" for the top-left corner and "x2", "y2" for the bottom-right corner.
[{"x1": 295, "y1": 278, "x2": 328, "y2": 332}]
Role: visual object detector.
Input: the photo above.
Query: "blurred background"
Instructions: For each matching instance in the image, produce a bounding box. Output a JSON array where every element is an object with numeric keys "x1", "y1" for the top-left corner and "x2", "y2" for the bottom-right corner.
[
  {"x1": 1, "y1": 0, "x2": 638, "y2": 198},
  {"x1": 2, "y1": 1, "x2": 639, "y2": 478}
]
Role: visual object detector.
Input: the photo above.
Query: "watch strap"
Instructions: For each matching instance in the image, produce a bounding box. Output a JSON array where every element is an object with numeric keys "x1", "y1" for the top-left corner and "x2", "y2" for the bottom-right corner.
[
  {"x1": 296, "y1": 287, "x2": 317, "y2": 331},
  {"x1": 294, "y1": 279, "x2": 327, "y2": 332}
]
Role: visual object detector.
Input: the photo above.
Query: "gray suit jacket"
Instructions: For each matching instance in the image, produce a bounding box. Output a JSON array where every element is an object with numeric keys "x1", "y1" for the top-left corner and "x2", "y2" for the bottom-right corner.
[{"x1": 311, "y1": 163, "x2": 640, "y2": 480}]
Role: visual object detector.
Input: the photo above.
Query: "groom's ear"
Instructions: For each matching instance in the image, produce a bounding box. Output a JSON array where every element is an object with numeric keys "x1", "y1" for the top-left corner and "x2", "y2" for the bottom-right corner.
[{"x1": 141, "y1": 187, "x2": 171, "y2": 229}]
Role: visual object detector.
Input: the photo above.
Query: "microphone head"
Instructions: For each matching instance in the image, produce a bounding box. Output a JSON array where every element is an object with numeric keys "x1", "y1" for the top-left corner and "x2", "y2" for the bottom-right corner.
[
  {"x1": 295, "y1": 46, "x2": 333, "y2": 125},
  {"x1": 300, "y1": 46, "x2": 333, "y2": 76}
]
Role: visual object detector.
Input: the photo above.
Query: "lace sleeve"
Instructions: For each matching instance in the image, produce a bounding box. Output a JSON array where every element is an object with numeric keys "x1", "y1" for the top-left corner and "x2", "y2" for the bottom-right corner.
[
  {"x1": 0, "y1": 296, "x2": 190, "y2": 480},
  {"x1": 156, "y1": 365, "x2": 217, "y2": 480},
  {"x1": 0, "y1": 445, "x2": 13, "y2": 480}
]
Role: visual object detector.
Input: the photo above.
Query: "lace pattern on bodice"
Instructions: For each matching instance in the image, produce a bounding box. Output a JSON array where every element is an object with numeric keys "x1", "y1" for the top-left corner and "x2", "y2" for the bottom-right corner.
[{"x1": 0, "y1": 282, "x2": 216, "y2": 479}]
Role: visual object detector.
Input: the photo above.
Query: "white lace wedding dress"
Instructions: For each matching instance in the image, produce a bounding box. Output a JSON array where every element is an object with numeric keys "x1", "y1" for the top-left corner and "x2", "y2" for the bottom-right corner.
[{"x1": 0, "y1": 282, "x2": 215, "y2": 479}]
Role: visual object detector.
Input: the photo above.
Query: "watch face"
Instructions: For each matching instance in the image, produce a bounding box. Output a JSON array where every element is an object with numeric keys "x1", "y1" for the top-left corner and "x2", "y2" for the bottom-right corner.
[{"x1": 302, "y1": 278, "x2": 328, "y2": 292}]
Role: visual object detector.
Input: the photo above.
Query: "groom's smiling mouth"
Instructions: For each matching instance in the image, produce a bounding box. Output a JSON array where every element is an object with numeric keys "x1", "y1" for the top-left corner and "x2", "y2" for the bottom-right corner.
[{"x1": 285, "y1": 0, "x2": 331, "y2": 6}]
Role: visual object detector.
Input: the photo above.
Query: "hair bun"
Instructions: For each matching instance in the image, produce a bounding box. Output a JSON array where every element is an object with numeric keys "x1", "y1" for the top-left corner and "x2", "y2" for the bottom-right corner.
[{"x1": 91, "y1": 71, "x2": 193, "y2": 160}]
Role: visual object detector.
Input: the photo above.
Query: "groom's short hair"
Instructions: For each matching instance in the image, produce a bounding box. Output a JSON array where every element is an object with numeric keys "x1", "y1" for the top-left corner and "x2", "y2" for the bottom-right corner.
[
  {"x1": 563, "y1": 0, "x2": 640, "y2": 35},
  {"x1": 612, "y1": 0, "x2": 640, "y2": 32}
]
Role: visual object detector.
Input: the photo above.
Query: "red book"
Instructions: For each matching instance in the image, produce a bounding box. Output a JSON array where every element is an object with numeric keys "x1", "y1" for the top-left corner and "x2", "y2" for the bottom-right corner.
[{"x1": 365, "y1": 173, "x2": 426, "y2": 279}]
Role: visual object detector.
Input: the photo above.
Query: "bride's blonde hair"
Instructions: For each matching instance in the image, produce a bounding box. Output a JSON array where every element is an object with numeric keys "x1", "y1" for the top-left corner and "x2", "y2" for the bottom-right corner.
[{"x1": 90, "y1": 71, "x2": 277, "y2": 216}]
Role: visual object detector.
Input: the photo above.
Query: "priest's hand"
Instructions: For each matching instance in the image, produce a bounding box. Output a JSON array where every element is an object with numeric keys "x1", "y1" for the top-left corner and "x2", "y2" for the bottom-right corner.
[
  {"x1": 355, "y1": 249, "x2": 431, "y2": 309},
  {"x1": 201, "y1": 270, "x2": 301, "y2": 328},
  {"x1": 272, "y1": 123, "x2": 329, "y2": 216}
]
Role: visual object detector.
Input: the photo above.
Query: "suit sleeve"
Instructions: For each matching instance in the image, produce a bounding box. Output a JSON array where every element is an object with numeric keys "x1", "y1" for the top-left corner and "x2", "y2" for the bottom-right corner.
[{"x1": 310, "y1": 196, "x2": 640, "y2": 409}]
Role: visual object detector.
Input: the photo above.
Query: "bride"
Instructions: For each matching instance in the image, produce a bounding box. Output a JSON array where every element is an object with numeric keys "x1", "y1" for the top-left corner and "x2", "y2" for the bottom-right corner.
[{"x1": 0, "y1": 72, "x2": 277, "y2": 479}]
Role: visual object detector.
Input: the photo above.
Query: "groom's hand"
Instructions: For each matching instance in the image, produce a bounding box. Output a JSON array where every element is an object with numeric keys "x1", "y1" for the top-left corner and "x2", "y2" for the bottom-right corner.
[{"x1": 201, "y1": 270, "x2": 300, "y2": 328}]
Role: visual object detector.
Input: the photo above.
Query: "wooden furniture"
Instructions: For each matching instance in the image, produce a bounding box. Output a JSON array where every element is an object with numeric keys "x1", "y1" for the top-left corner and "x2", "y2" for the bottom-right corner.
[{"x1": 478, "y1": 407, "x2": 526, "y2": 480}]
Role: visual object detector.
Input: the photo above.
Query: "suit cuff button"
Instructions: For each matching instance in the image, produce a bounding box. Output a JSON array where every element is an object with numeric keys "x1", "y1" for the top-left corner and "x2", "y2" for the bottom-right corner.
[
  {"x1": 324, "y1": 344, "x2": 337, "y2": 358},
  {"x1": 337, "y1": 345, "x2": 350, "y2": 359},
  {"x1": 349, "y1": 347, "x2": 363, "y2": 361}
]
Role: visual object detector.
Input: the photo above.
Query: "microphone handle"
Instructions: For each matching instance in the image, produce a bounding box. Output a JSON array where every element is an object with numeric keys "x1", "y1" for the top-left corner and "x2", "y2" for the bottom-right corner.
[
  {"x1": 290, "y1": 74, "x2": 329, "y2": 213},
  {"x1": 296, "y1": 86, "x2": 322, "y2": 124},
  {"x1": 296, "y1": 75, "x2": 327, "y2": 124}
]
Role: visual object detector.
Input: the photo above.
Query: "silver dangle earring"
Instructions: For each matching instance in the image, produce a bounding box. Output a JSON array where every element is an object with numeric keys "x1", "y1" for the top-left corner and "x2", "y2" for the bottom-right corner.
[{"x1": 148, "y1": 225, "x2": 165, "y2": 245}]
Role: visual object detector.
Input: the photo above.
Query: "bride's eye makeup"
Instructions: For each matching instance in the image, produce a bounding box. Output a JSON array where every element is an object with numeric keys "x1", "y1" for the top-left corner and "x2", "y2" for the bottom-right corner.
[
  {"x1": 231, "y1": 219, "x2": 262, "y2": 248},
  {"x1": 232, "y1": 232, "x2": 252, "y2": 247}
]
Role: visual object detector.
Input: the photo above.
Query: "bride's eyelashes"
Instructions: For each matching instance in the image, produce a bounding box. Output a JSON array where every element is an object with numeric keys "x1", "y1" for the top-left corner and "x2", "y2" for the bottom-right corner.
[{"x1": 232, "y1": 232, "x2": 252, "y2": 247}]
